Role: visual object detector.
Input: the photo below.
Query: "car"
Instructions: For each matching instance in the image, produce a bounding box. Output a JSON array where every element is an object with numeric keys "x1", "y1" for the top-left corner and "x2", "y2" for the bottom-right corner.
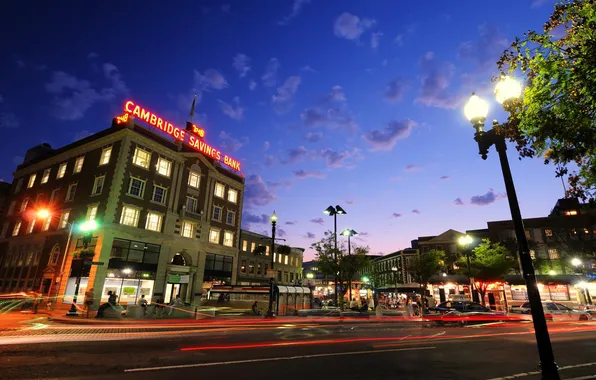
[
  {"x1": 428, "y1": 301, "x2": 493, "y2": 314},
  {"x1": 510, "y1": 301, "x2": 592, "y2": 321}
]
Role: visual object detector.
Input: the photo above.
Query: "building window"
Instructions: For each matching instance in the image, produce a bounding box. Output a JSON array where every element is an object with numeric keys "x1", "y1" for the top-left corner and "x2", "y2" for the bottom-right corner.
[
  {"x1": 186, "y1": 196, "x2": 198, "y2": 213},
  {"x1": 156, "y1": 157, "x2": 172, "y2": 177},
  {"x1": 120, "y1": 206, "x2": 140, "y2": 227},
  {"x1": 145, "y1": 212, "x2": 163, "y2": 232},
  {"x1": 214, "y1": 182, "x2": 225, "y2": 198},
  {"x1": 251, "y1": 242, "x2": 256, "y2": 252},
  {"x1": 525, "y1": 230, "x2": 531, "y2": 239},
  {"x1": 223, "y1": 231, "x2": 234, "y2": 247},
  {"x1": 212, "y1": 206, "x2": 223, "y2": 221},
  {"x1": 92, "y1": 175, "x2": 105, "y2": 195},
  {"x1": 127, "y1": 177, "x2": 146, "y2": 198},
  {"x1": 133, "y1": 147, "x2": 151, "y2": 169},
  {"x1": 181, "y1": 221, "x2": 194, "y2": 238},
  {"x1": 57, "y1": 163, "x2": 67, "y2": 179},
  {"x1": 74, "y1": 156, "x2": 84, "y2": 173},
  {"x1": 65, "y1": 183, "x2": 77, "y2": 202},
  {"x1": 530, "y1": 250, "x2": 536, "y2": 260},
  {"x1": 209, "y1": 228, "x2": 220, "y2": 244},
  {"x1": 7, "y1": 201, "x2": 15, "y2": 215},
  {"x1": 27, "y1": 174, "x2": 36, "y2": 188},
  {"x1": 41, "y1": 169, "x2": 51, "y2": 184},
  {"x1": 20, "y1": 198, "x2": 29, "y2": 212},
  {"x1": 266, "y1": 245, "x2": 270, "y2": 255},
  {"x1": 12, "y1": 221, "x2": 21, "y2": 236},
  {"x1": 59, "y1": 211, "x2": 70, "y2": 229},
  {"x1": 257, "y1": 263, "x2": 262, "y2": 275},
  {"x1": 86, "y1": 205, "x2": 98, "y2": 221},
  {"x1": 240, "y1": 260, "x2": 246, "y2": 273},
  {"x1": 42, "y1": 216, "x2": 51, "y2": 231},
  {"x1": 548, "y1": 248, "x2": 560, "y2": 260},
  {"x1": 14, "y1": 178, "x2": 23, "y2": 193},
  {"x1": 26, "y1": 219, "x2": 36, "y2": 234},
  {"x1": 228, "y1": 188, "x2": 238, "y2": 203},
  {"x1": 226, "y1": 210, "x2": 235, "y2": 225},
  {"x1": 545, "y1": 229, "x2": 553, "y2": 237},
  {"x1": 0, "y1": 222, "x2": 8, "y2": 238},
  {"x1": 242, "y1": 240, "x2": 248, "y2": 251},
  {"x1": 152, "y1": 185, "x2": 167, "y2": 204},
  {"x1": 188, "y1": 171, "x2": 200, "y2": 188},
  {"x1": 565, "y1": 210, "x2": 578, "y2": 216},
  {"x1": 284, "y1": 255, "x2": 289, "y2": 265},
  {"x1": 100, "y1": 146, "x2": 112, "y2": 165},
  {"x1": 49, "y1": 246, "x2": 60, "y2": 265},
  {"x1": 248, "y1": 262, "x2": 255, "y2": 274}
]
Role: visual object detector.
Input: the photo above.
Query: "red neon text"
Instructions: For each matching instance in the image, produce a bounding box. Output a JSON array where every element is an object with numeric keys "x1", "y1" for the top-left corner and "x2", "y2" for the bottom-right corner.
[
  {"x1": 192, "y1": 124, "x2": 205, "y2": 138},
  {"x1": 124, "y1": 100, "x2": 185, "y2": 141},
  {"x1": 116, "y1": 113, "x2": 129, "y2": 124}
]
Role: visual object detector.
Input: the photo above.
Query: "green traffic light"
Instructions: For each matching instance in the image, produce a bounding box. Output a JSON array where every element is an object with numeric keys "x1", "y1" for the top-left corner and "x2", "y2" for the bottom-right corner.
[
  {"x1": 362, "y1": 276, "x2": 370, "y2": 283},
  {"x1": 79, "y1": 220, "x2": 98, "y2": 232}
]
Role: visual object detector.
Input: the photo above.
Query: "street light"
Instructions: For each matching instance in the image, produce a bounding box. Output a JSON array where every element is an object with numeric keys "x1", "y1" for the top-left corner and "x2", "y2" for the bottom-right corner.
[
  {"x1": 464, "y1": 76, "x2": 560, "y2": 379},
  {"x1": 341, "y1": 228, "x2": 358, "y2": 302},
  {"x1": 323, "y1": 205, "x2": 347, "y2": 306},
  {"x1": 458, "y1": 235, "x2": 477, "y2": 303},
  {"x1": 266, "y1": 211, "x2": 278, "y2": 318},
  {"x1": 391, "y1": 266, "x2": 399, "y2": 296},
  {"x1": 67, "y1": 218, "x2": 98, "y2": 316},
  {"x1": 571, "y1": 257, "x2": 582, "y2": 268}
]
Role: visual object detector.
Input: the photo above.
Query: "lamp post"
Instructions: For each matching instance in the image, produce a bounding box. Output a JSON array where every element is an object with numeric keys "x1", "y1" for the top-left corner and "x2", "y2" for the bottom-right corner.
[
  {"x1": 464, "y1": 76, "x2": 560, "y2": 379},
  {"x1": 341, "y1": 228, "x2": 358, "y2": 301},
  {"x1": 67, "y1": 219, "x2": 98, "y2": 316},
  {"x1": 391, "y1": 266, "x2": 399, "y2": 293},
  {"x1": 324, "y1": 205, "x2": 347, "y2": 306},
  {"x1": 266, "y1": 211, "x2": 278, "y2": 318},
  {"x1": 458, "y1": 235, "x2": 476, "y2": 302}
]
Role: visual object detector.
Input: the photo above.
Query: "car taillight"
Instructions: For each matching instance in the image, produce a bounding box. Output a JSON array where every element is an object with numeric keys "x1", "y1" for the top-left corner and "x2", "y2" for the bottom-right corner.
[{"x1": 544, "y1": 314, "x2": 553, "y2": 321}]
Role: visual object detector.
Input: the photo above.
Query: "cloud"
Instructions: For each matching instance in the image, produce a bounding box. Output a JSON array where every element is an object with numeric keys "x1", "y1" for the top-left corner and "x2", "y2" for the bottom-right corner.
[
  {"x1": 244, "y1": 174, "x2": 276, "y2": 208},
  {"x1": 272, "y1": 76, "x2": 301, "y2": 114},
  {"x1": 249, "y1": 80, "x2": 257, "y2": 91},
  {"x1": 458, "y1": 24, "x2": 508, "y2": 69},
  {"x1": 412, "y1": 209, "x2": 421, "y2": 214},
  {"x1": 371, "y1": 31, "x2": 383, "y2": 50},
  {"x1": 415, "y1": 51, "x2": 460, "y2": 109},
  {"x1": 283, "y1": 146, "x2": 312, "y2": 164},
  {"x1": 219, "y1": 131, "x2": 248, "y2": 152},
  {"x1": 0, "y1": 113, "x2": 20, "y2": 129},
  {"x1": 454, "y1": 197, "x2": 465, "y2": 206},
  {"x1": 391, "y1": 213, "x2": 402, "y2": 218},
  {"x1": 323, "y1": 85, "x2": 347, "y2": 103},
  {"x1": 195, "y1": 68, "x2": 228, "y2": 90},
  {"x1": 277, "y1": 228, "x2": 287, "y2": 237},
  {"x1": 294, "y1": 169, "x2": 326, "y2": 179},
  {"x1": 394, "y1": 34, "x2": 404, "y2": 46},
  {"x1": 87, "y1": 52, "x2": 99, "y2": 59},
  {"x1": 264, "y1": 154, "x2": 276, "y2": 166},
  {"x1": 262, "y1": 58, "x2": 280, "y2": 87},
  {"x1": 440, "y1": 175, "x2": 450, "y2": 180},
  {"x1": 103, "y1": 63, "x2": 129, "y2": 95},
  {"x1": 285, "y1": 221, "x2": 297, "y2": 225},
  {"x1": 233, "y1": 54, "x2": 251, "y2": 78},
  {"x1": 218, "y1": 97, "x2": 245, "y2": 120},
  {"x1": 301, "y1": 107, "x2": 357, "y2": 133},
  {"x1": 266, "y1": 180, "x2": 292, "y2": 191},
  {"x1": 303, "y1": 131, "x2": 323, "y2": 142},
  {"x1": 278, "y1": 0, "x2": 310, "y2": 25},
  {"x1": 531, "y1": 0, "x2": 550, "y2": 7},
  {"x1": 243, "y1": 212, "x2": 271, "y2": 225},
  {"x1": 470, "y1": 189, "x2": 506, "y2": 206},
  {"x1": 319, "y1": 147, "x2": 361, "y2": 168},
  {"x1": 304, "y1": 232, "x2": 316, "y2": 239},
  {"x1": 363, "y1": 119, "x2": 416, "y2": 151},
  {"x1": 384, "y1": 79, "x2": 407, "y2": 103},
  {"x1": 310, "y1": 218, "x2": 325, "y2": 225},
  {"x1": 404, "y1": 164, "x2": 420, "y2": 172},
  {"x1": 334, "y1": 12, "x2": 375, "y2": 40},
  {"x1": 301, "y1": 65, "x2": 316, "y2": 73},
  {"x1": 263, "y1": 141, "x2": 270, "y2": 151}
]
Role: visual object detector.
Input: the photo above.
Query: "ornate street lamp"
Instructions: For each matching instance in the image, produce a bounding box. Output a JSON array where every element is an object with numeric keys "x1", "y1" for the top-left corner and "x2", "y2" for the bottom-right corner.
[
  {"x1": 458, "y1": 235, "x2": 476, "y2": 302},
  {"x1": 464, "y1": 76, "x2": 559, "y2": 379},
  {"x1": 341, "y1": 228, "x2": 358, "y2": 301},
  {"x1": 323, "y1": 205, "x2": 347, "y2": 306},
  {"x1": 266, "y1": 211, "x2": 278, "y2": 317}
]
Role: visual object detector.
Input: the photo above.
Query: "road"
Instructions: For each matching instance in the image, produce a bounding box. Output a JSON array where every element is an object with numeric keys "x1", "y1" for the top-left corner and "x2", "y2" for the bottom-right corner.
[{"x1": 2, "y1": 319, "x2": 596, "y2": 380}]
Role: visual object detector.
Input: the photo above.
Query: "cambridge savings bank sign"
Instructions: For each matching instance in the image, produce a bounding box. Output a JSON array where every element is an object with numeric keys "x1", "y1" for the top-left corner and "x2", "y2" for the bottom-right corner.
[{"x1": 116, "y1": 100, "x2": 241, "y2": 172}]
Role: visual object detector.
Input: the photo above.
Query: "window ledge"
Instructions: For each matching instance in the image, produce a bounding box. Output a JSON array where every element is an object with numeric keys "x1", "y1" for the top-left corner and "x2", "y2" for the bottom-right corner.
[{"x1": 126, "y1": 193, "x2": 145, "y2": 200}]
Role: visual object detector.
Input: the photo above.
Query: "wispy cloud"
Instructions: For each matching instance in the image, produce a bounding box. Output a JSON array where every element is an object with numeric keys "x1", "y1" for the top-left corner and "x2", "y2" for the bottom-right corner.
[
  {"x1": 470, "y1": 189, "x2": 506, "y2": 206},
  {"x1": 218, "y1": 97, "x2": 245, "y2": 120},
  {"x1": 303, "y1": 131, "x2": 323, "y2": 142},
  {"x1": 334, "y1": 12, "x2": 375, "y2": 41},
  {"x1": 404, "y1": 164, "x2": 421, "y2": 172},
  {"x1": 440, "y1": 175, "x2": 450, "y2": 180},
  {"x1": 412, "y1": 209, "x2": 421, "y2": 214},
  {"x1": 310, "y1": 217, "x2": 325, "y2": 225},
  {"x1": 391, "y1": 213, "x2": 402, "y2": 218},
  {"x1": 371, "y1": 31, "x2": 383, "y2": 50},
  {"x1": 363, "y1": 119, "x2": 416, "y2": 151},
  {"x1": 195, "y1": 68, "x2": 228, "y2": 90},
  {"x1": 301, "y1": 107, "x2": 357, "y2": 133},
  {"x1": 304, "y1": 232, "x2": 316, "y2": 239},
  {"x1": 278, "y1": 0, "x2": 311, "y2": 25},
  {"x1": 454, "y1": 198, "x2": 465, "y2": 206},
  {"x1": 384, "y1": 79, "x2": 407, "y2": 103},
  {"x1": 219, "y1": 131, "x2": 248, "y2": 152},
  {"x1": 294, "y1": 169, "x2": 326, "y2": 179},
  {"x1": 273, "y1": 76, "x2": 301, "y2": 114},
  {"x1": 244, "y1": 174, "x2": 276, "y2": 208},
  {"x1": 233, "y1": 53, "x2": 251, "y2": 78},
  {"x1": 262, "y1": 58, "x2": 280, "y2": 88},
  {"x1": 415, "y1": 51, "x2": 460, "y2": 109}
]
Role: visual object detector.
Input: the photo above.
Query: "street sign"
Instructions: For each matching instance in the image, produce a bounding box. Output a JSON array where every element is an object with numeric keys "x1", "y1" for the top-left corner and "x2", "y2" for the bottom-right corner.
[
  {"x1": 266, "y1": 269, "x2": 278, "y2": 278},
  {"x1": 91, "y1": 262, "x2": 104, "y2": 266}
]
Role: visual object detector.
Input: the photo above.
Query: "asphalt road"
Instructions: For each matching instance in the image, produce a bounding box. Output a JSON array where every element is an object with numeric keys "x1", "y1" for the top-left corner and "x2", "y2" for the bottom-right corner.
[{"x1": 2, "y1": 321, "x2": 596, "y2": 380}]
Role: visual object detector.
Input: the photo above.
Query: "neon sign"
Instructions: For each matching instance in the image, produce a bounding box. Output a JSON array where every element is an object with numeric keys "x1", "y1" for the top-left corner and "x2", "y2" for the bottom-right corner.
[{"x1": 120, "y1": 100, "x2": 241, "y2": 172}]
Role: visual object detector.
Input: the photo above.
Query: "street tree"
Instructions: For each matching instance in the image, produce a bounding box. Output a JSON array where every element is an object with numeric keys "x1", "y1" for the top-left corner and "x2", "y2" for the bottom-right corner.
[
  {"x1": 409, "y1": 249, "x2": 446, "y2": 310},
  {"x1": 457, "y1": 239, "x2": 516, "y2": 306},
  {"x1": 496, "y1": 0, "x2": 596, "y2": 198}
]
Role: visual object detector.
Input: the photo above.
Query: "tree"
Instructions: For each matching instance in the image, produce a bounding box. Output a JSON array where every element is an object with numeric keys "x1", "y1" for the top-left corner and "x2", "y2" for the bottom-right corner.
[
  {"x1": 457, "y1": 239, "x2": 516, "y2": 306},
  {"x1": 497, "y1": 0, "x2": 596, "y2": 198},
  {"x1": 409, "y1": 249, "x2": 446, "y2": 310}
]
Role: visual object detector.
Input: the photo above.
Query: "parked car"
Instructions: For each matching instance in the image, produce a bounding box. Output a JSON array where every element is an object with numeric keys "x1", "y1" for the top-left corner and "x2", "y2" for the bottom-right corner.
[
  {"x1": 510, "y1": 301, "x2": 592, "y2": 321},
  {"x1": 428, "y1": 301, "x2": 498, "y2": 314}
]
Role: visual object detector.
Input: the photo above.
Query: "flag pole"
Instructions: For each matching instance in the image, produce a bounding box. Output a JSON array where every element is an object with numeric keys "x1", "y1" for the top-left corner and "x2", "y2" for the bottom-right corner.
[{"x1": 189, "y1": 94, "x2": 197, "y2": 123}]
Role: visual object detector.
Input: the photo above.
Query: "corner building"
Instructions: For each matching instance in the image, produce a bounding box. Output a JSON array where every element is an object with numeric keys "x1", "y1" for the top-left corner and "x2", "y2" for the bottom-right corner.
[{"x1": 0, "y1": 116, "x2": 244, "y2": 307}]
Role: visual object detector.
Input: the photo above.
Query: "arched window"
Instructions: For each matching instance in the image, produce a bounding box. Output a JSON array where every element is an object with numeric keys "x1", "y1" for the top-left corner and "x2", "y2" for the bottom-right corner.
[
  {"x1": 171, "y1": 253, "x2": 186, "y2": 266},
  {"x1": 49, "y1": 245, "x2": 60, "y2": 265}
]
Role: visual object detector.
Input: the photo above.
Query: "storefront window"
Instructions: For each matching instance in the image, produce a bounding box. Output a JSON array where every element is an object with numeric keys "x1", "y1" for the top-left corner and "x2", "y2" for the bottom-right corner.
[
  {"x1": 101, "y1": 277, "x2": 155, "y2": 305},
  {"x1": 63, "y1": 277, "x2": 89, "y2": 304}
]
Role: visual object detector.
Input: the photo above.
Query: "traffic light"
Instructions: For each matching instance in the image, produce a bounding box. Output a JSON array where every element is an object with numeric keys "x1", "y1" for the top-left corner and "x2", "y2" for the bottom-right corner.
[{"x1": 79, "y1": 220, "x2": 98, "y2": 249}]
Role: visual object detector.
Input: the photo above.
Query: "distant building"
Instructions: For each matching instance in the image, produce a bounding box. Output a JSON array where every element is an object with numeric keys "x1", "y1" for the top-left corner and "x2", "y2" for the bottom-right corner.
[{"x1": 371, "y1": 248, "x2": 419, "y2": 291}]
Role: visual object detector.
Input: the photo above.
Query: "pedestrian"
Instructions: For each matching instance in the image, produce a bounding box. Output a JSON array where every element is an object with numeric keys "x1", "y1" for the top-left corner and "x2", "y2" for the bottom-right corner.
[
  {"x1": 96, "y1": 290, "x2": 117, "y2": 318},
  {"x1": 252, "y1": 301, "x2": 261, "y2": 316},
  {"x1": 406, "y1": 297, "x2": 414, "y2": 317},
  {"x1": 168, "y1": 296, "x2": 182, "y2": 316},
  {"x1": 138, "y1": 294, "x2": 148, "y2": 316},
  {"x1": 154, "y1": 296, "x2": 165, "y2": 318},
  {"x1": 84, "y1": 288, "x2": 94, "y2": 318}
]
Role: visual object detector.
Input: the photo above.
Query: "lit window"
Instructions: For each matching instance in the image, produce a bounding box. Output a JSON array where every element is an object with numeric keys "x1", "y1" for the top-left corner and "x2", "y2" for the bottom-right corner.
[
  {"x1": 26, "y1": 219, "x2": 36, "y2": 234},
  {"x1": 145, "y1": 212, "x2": 163, "y2": 232},
  {"x1": 228, "y1": 189, "x2": 238, "y2": 203},
  {"x1": 242, "y1": 240, "x2": 248, "y2": 251},
  {"x1": 59, "y1": 211, "x2": 70, "y2": 229},
  {"x1": 7, "y1": 201, "x2": 15, "y2": 215},
  {"x1": 188, "y1": 171, "x2": 200, "y2": 188},
  {"x1": 223, "y1": 231, "x2": 234, "y2": 247},
  {"x1": 133, "y1": 147, "x2": 151, "y2": 169},
  {"x1": 530, "y1": 250, "x2": 536, "y2": 260},
  {"x1": 209, "y1": 229, "x2": 220, "y2": 244},
  {"x1": 156, "y1": 157, "x2": 172, "y2": 177},
  {"x1": 41, "y1": 169, "x2": 51, "y2": 184},
  {"x1": 65, "y1": 183, "x2": 77, "y2": 202},
  {"x1": 251, "y1": 242, "x2": 256, "y2": 252},
  {"x1": 14, "y1": 178, "x2": 23, "y2": 193},
  {"x1": 545, "y1": 229, "x2": 553, "y2": 237},
  {"x1": 86, "y1": 205, "x2": 98, "y2": 221},
  {"x1": 74, "y1": 156, "x2": 84, "y2": 173},
  {"x1": 12, "y1": 221, "x2": 21, "y2": 236},
  {"x1": 186, "y1": 196, "x2": 198, "y2": 213},
  {"x1": 0, "y1": 222, "x2": 8, "y2": 238},
  {"x1": 19, "y1": 198, "x2": 29, "y2": 212},
  {"x1": 212, "y1": 206, "x2": 222, "y2": 221},
  {"x1": 548, "y1": 248, "x2": 560, "y2": 260},
  {"x1": 226, "y1": 210, "x2": 235, "y2": 225},
  {"x1": 181, "y1": 221, "x2": 194, "y2": 238},
  {"x1": 27, "y1": 174, "x2": 36, "y2": 188},
  {"x1": 565, "y1": 210, "x2": 578, "y2": 216},
  {"x1": 152, "y1": 185, "x2": 167, "y2": 204},
  {"x1": 266, "y1": 245, "x2": 270, "y2": 255},
  {"x1": 42, "y1": 217, "x2": 51, "y2": 231},
  {"x1": 127, "y1": 177, "x2": 146, "y2": 198},
  {"x1": 240, "y1": 260, "x2": 246, "y2": 273},
  {"x1": 100, "y1": 146, "x2": 112, "y2": 165},
  {"x1": 49, "y1": 247, "x2": 60, "y2": 265},
  {"x1": 284, "y1": 255, "x2": 289, "y2": 265},
  {"x1": 92, "y1": 176, "x2": 105, "y2": 195},
  {"x1": 214, "y1": 182, "x2": 225, "y2": 198},
  {"x1": 120, "y1": 206, "x2": 140, "y2": 227},
  {"x1": 57, "y1": 163, "x2": 67, "y2": 179}
]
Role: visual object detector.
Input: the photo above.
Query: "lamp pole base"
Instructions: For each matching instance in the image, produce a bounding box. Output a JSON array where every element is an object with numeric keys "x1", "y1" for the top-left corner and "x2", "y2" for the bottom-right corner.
[{"x1": 264, "y1": 311, "x2": 276, "y2": 318}]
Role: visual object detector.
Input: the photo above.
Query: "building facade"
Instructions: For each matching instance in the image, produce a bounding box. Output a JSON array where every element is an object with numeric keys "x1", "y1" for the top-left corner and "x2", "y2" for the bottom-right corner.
[
  {"x1": 0, "y1": 114, "x2": 244, "y2": 308},
  {"x1": 236, "y1": 229, "x2": 304, "y2": 285},
  {"x1": 371, "y1": 248, "x2": 419, "y2": 289}
]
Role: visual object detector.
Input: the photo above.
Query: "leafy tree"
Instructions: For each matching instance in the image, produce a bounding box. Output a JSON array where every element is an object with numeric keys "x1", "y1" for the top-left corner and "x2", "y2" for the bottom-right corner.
[
  {"x1": 496, "y1": 0, "x2": 596, "y2": 198},
  {"x1": 409, "y1": 249, "x2": 446, "y2": 310},
  {"x1": 457, "y1": 239, "x2": 516, "y2": 306}
]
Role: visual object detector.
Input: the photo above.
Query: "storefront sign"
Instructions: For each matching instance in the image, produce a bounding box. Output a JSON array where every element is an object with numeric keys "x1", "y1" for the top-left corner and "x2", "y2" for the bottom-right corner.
[
  {"x1": 119, "y1": 100, "x2": 241, "y2": 172},
  {"x1": 168, "y1": 274, "x2": 190, "y2": 284}
]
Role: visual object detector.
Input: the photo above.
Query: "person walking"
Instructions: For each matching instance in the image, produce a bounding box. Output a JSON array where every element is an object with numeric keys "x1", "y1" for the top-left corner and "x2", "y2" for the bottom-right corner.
[
  {"x1": 84, "y1": 288, "x2": 94, "y2": 318},
  {"x1": 138, "y1": 295, "x2": 148, "y2": 317}
]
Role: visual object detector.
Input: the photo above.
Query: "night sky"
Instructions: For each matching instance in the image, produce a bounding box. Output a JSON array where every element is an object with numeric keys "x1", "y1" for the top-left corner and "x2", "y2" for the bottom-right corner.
[{"x1": 0, "y1": 0, "x2": 563, "y2": 260}]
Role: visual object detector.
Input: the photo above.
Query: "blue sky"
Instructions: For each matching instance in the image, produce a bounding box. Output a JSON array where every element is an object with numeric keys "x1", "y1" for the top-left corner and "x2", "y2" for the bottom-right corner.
[{"x1": 0, "y1": 0, "x2": 563, "y2": 260}]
